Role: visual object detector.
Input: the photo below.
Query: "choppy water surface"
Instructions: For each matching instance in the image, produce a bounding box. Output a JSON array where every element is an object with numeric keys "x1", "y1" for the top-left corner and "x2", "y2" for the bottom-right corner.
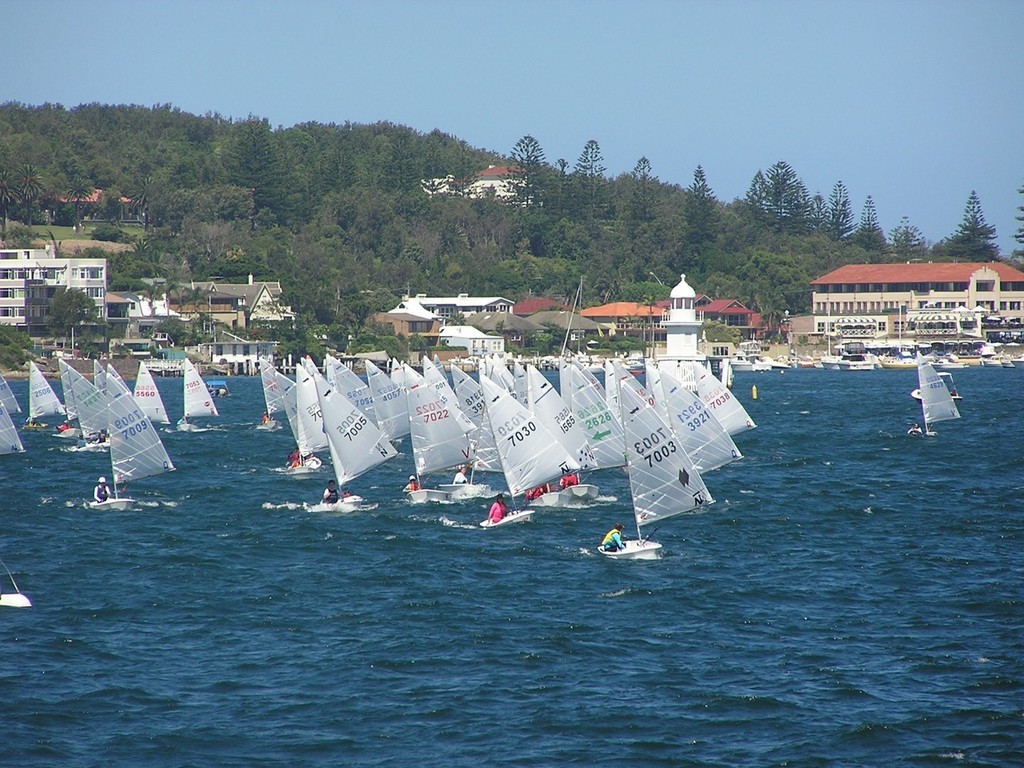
[{"x1": 2, "y1": 367, "x2": 1022, "y2": 767}]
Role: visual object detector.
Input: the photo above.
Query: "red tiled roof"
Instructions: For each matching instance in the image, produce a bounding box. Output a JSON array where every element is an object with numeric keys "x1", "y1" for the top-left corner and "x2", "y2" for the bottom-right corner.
[
  {"x1": 476, "y1": 165, "x2": 521, "y2": 179},
  {"x1": 581, "y1": 302, "x2": 663, "y2": 318},
  {"x1": 811, "y1": 262, "x2": 1024, "y2": 285},
  {"x1": 700, "y1": 298, "x2": 753, "y2": 314},
  {"x1": 513, "y1": 297, "x2": 568, "y2": 315}
]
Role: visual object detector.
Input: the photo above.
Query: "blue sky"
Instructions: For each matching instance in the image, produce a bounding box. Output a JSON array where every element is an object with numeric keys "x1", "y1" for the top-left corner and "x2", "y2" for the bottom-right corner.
[{"x1": 6, "y1": 0, "x2": 1023, "y2": 255}]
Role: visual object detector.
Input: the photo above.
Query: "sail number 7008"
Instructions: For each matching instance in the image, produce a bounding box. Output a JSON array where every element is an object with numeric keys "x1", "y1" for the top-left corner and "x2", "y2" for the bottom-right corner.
[{"x1": 633, "y1": 426, "x2": 678, "y2": 468}]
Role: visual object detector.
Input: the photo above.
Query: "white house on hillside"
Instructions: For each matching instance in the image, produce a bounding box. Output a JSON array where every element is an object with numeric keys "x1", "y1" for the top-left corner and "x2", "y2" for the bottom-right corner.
[
  {"x1": 392, "y1": 293, "x2": 514, "y2": 321},
  {"x1": 438, "y1": 325, "x2": 505, "y2": 356}
]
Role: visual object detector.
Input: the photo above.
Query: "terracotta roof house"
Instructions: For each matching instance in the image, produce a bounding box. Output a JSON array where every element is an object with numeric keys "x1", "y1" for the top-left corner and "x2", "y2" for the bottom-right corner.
[
  {"x1": 809, "y1": 261, "x2": 1024, "y2": 341},
  {"x1": 373, "y1": 311, "x2": 442, "y2": 338},
  {"x1": 697, "y1": 299, "x2": 762, "y2": 340},
  {"x1": 580, "y1": 301, "x2": 669, "y2": 342},
  {"x1": 173, "y1": 276, "x2": 294, "y2": 329}
]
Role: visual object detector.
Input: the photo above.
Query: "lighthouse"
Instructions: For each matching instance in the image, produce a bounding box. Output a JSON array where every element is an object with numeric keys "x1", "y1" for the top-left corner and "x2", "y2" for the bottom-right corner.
[{"x1": 656, "y1": 273, "x2": 706, "y2": 382}]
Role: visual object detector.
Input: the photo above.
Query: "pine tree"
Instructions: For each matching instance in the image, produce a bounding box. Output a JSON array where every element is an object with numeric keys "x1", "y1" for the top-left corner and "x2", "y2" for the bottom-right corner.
[
  {"x1": 683, "y1": 165, "x2": 719, "y2": 255},
  {"x1": 825, "y1": 181, "x2": 854, "y2": 241},
  {"x1": 1013, "y1": 180, "x2": 1024, "y2": 253},
  {"x1": 763, "y1": 161, "x2": 810, "y2": 233},
  {"x1": 573, "y1": 139, "x2": 606, "y2": 219},
  {"x1": 629, "y1": 156, "x2": 656, "y2": 222},
  {"x1": 889, "y1": 216, "x2": 927, "y2": 261},
  {"x1": 852, "y1": 196, "x2": 886, "y2": 255},
  {"x1": 945, "y1": 190, "x2": 998, "y2": 261},
  {"x1": 510, "y1": 135, "x2": 546, "y2": 206}
]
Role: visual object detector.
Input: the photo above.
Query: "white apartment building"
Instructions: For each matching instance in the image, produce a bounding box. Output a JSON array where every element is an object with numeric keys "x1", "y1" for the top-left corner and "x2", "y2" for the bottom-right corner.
[
  {"x1": 0, "y1": 246, "x2": 107, "y2": 336},
  {"x1": 391, "y1": 293, "x2": 514, "y2": 321}
]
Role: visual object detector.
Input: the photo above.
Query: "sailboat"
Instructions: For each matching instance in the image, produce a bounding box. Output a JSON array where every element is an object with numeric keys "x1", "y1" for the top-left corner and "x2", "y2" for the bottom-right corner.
[
  {"x1": 403, "y1": 364, "x2": 475, "y2": 503},
  {"x1": 313, "y1": 368, "x2": 397, "y2": 506},
  {"x1": 0, "y1": 397, "x2": 25, "y2": 454},
  {"x1": 54, "y1": 359, "x2": 84, "y2": 439},
  {"x1": 658, "y1": 368, "x2": 742, "y2": 473},
  {"x1": 89, "y1": 364, "x2": 175, "y2": 510},
  {"x1": 913, "y1": 356, "x2": 961, "y2": 436},
  {"x1": 257, "y1": 359, "x2": 292, "y2": 430},
  {"x1": 478, "y1": 375, "x2": 580, "y2": 527},
  {"x1": 523, "y1": 363, "x2": 599, "y2": 507},
  {"x1": 0, "y1": 370, "x2": 22, "y2": 418},
  {"x1": 692, "y1": 361, "x2": 757, "y2": 436},
  {"x1": 26, "y1": 361, "x2": 64, "y2": 428},
  {"x1": 283, "y1": 358, "x2": 328, "y2": 472},
  {"x1": 448, "y1": 363, "x2": 502, "y2": 476},
  {"x1": 604, "y1": 381, "x2": 715, "y2": 559},
  {"x1": 561, "y1": 359, "x2": 626, "y2": 471},
  {"x1": 133, "y1": 360, "x2": 171, "y2": 424},
  {"x1": 0, "y1": 557, "x2": 31, "y2": 608},
  {"x1": 364, "y1": 359, "x2": 409, "y2": 441},
  {"x1": 58, "y1": 360, "x2": 108, "y2": 449},
  {"x1": 178, "y1": 359, "x2": 218, "y2": 431}
]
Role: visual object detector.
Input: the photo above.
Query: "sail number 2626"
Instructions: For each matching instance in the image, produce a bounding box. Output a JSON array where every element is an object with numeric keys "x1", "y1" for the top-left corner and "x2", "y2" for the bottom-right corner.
[{"x1": 634, "y1": 426, "x2": 677, "y2": 468}]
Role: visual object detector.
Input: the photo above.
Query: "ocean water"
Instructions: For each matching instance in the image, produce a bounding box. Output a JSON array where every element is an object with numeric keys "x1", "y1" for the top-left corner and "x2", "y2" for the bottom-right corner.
[{"x1": 1, "y1": 367, "x2": 1022, "y2": 767}]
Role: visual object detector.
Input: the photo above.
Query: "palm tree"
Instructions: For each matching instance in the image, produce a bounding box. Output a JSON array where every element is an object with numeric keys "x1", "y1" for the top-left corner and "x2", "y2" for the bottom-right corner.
[
  {"x1": 66, "y1": 176, "x2": 94, "y2": 233},
  {"x1": 0, "y1": 168, "x2": 15, "y2": 240},
  {"x1": 18, "y1": 164, "x2": 43, "y2": 233},
  {"x1": 130, "y1": 175, "x2": 153, "y2": 230}
]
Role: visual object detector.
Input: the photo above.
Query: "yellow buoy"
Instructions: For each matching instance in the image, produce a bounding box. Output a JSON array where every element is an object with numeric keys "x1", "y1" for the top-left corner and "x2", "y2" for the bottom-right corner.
[{"x1": 751, "y1": 384, "x2": 758, "y2": 400}]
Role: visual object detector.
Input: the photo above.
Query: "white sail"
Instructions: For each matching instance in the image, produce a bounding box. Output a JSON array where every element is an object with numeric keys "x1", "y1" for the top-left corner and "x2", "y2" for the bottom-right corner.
[
  {"x1": 644, "y1": 360, "x2": 673, "y2": 424},
  {"x1": 329, "y1": 359, "x2": 378, "y2": 425},
  {"x1": 293, "y1": 359, "x2": 329, "y2": 454},
  {"x1": 488, "y1": 356, "x2": 518, "y2": 398},
  {"x1": 133, "y1": 361, "x2": 170, "y2": 424},
  {"x1": 0, "y1": 371, "x2": 21, "y2": 415},
  {"x1": 57, "y1": 359, "x2": 80, "y2": 422},
  {"x1": 107, "y1": 365, "x2": 175, "y2": 484},
  {"x1": 660, "y1": 367, "x2": 742, "y2": 473},
  {"x1": 450, "y1": 365, "x2": 501, "y2": 473},
  {"x1": 406, "y1": 370, "x2": 474, "y2": 476},
  {"x1": 419, "y1": 356, "x2": 476, "y2": 435},
  {"x1": 620, "y1": 382, "x2": 713, "y2": 532},
  {"x1": 365, "y1": 359, "x2": 409, "y2": 440},
  {"x1": 315, "y1": 372, "x2": 397, "y2": 486},
  {"x1": 603, "y1": 359, "x2": 621, "y2": 427},
  {"x1": 59, "y1": 360, "x2": 107, "y2": 438},
  {"x1": 259, "y1": 359, "x2": 294, "y2": 417},
  {"x1": 28, "y1": 362, "x2": 65, "y2": 420},
  {"x1": 182, "y1": 359, "x2": 219, "y2": 420},
  {"x1": 511, "y1": 359, "x2": 529, "y2": 404},
  {"x1": 105, "y1": 365, "x2": 132, "y2": 396},
  {"x1": 481, "y1": 375, "x2": 579, "y2": 497},
  {"x1": 0, "y1": 400, "x2": 25, "y2": 454},
  {"x1": 564, "y1": 360, "x2": 626, "y2": 470},
  {"x1": 525, "y1": 364, "x2": 595, "y2": 470},
  {"x1": 92, "y1": 359, "x2": 107, "y2": 394},
  {"x1": 693, "y1": 361, "x2": 756, "y2": 436},
  {"x1": 917, "y1": 358, "x2": 960, "y2": 431}
]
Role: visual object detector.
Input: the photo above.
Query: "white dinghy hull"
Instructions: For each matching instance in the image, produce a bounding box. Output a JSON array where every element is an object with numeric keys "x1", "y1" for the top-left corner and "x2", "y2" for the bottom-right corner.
[
  {"x1": 532, "y1": 484, "x2": 600, "y2": 508},
  {"x1": 407, "y1": 489, "x2": 452, "y2": 504},
  {"x1": 599, "y1": 539, "x2": 663, "y2": 560},
  {"x1": 88, "y1": 498, "x2": 135, "y2": 511},
  {"x1": 479, "y1": 509, "x2": 534, "y2": 528},
  {"x1": 0, "y1": 593, "x2": 31, "y2": 608}
]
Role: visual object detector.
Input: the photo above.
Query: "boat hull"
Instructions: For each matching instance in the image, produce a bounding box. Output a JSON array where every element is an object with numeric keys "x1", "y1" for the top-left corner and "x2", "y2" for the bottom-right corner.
[
  {"x1": 406, "y1": 489, "x2": 452, "y2": 503},
  {"x1": 0, "y1": 593, "x2": 31, "y2": 608},
  {"x1": 532, "y1": 484, "x2": 599, "y2": 508},
  {"x1": 599, "y1": 539, "x2": 663, "y2": 560},
  {"x1": 88, "y1": 498, "x2": 135, "y2": 511},
  {"x1": 479, "y1": 509, "x2": 534, "y2": 528}
]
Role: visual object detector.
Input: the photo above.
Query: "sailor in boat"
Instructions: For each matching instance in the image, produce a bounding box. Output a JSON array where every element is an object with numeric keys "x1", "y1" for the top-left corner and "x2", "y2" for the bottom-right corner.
[
  {"x1": 287, "y1": 448, "x2": 301, "y2": 469},
  {"x1": 452, "y1": 464, "x2": 470, "y2": 486},
  {"x1": 93, "y1": 476, "x2": 111, "y2": 504},
  {"x1": 907, "y1": 423, "x2": 923, "y2": 436},
  {"x1": 559, "y1": 472, "x2": 580, "y2": 489},
  {"x1": 487, "y1": 493, "x2": 508, "y2": 524},
  {"x1": 524, "y1": 483, "x2": 550, "y2": 502},
  {"x1": 261, "y1": 412, "x2": 271, "y2": 425},
  {"x1": 404, "y1": 475, "x2": 421, "y2": 493},
  {"x1": 599, "y1": 523, "x2": 626, "y2": 553},
  {"x1": 56, "y1": 421, "x2": 73, "y2": 434}
]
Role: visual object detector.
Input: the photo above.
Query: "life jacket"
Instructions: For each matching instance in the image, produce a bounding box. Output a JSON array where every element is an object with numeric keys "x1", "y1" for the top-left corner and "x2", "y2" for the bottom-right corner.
[
  {"x1": 96, "y1": 484, "x2": 109, "y2": 502},
  {"x1": 601, "y1": 528, "x2": 623, "y2": 548},
  {"x1": 324, "y1": 487, "x2": 339, "y2": 503}
]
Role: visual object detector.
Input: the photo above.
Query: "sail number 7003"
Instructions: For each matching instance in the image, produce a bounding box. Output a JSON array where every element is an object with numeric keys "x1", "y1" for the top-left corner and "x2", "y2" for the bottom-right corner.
[{"x1": 633, "y1": 426, "x2": 678, "y2": 468}]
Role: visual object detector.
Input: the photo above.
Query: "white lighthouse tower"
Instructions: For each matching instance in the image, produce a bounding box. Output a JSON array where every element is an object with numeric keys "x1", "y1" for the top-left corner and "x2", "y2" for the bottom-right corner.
[{"x1": 656, "y1": 273, "x2": 706, "y2": 383}]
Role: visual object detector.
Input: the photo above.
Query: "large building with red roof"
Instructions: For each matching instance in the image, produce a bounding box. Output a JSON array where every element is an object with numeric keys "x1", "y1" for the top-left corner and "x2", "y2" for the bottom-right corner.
[{"x1": 808, "y1": 262, "x2": 1024, "y2": 341}]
